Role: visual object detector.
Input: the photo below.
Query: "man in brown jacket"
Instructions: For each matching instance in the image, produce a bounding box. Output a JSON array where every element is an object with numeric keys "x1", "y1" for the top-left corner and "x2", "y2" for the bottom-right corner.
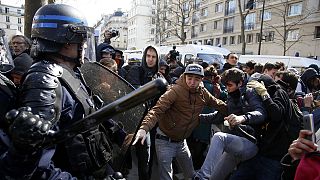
[{"x1": 133, "y1": 63, "x2": 227, "y2": 180}]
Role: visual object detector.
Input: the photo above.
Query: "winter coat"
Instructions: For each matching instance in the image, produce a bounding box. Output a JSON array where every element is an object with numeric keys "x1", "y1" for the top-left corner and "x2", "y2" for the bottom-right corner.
[
  {"x1": 140, "y1": 74, "x2": 228, "y2": 141},
  {"x1": 124, "y1": 46, "x2": 159, "y2": 87}
]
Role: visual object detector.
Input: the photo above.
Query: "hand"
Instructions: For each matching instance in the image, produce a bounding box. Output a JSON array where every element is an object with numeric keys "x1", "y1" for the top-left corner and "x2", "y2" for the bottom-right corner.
[
  {"x1": 303, "y1": 93, "x2": 314, "y2": 108},
  {"x1": 213, "y1": 84, "x2": 221, "y2": 98},
  {"x1": 288, "y1": 130, "x2": 317, "y2": 161},
  {"x1": 6, "y1": 107, "x2": 51, "y2": 152},
  {"x1": 247, "y1": 80, "x2": 268, "y2": 96},
  {"x1": 121, "y1": 134, "x2": 134, "y2": 151},
  {"x1": 132, "y1": 129, "x2": 147, "y2": 145},
  {"x1": 224, "y1": 114, "x2": 245, "y2": 126}
]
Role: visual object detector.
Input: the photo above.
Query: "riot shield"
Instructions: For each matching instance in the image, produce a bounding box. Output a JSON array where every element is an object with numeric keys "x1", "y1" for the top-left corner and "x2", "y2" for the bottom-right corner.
[{"x1": 81, "y1": 61, "x2": 147, "y2": 171}]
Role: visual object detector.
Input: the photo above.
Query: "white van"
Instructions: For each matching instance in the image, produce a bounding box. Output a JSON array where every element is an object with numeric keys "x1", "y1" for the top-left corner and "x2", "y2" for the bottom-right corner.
[
  {"x1": 123, "y1": 49, "x2": 143, "y2": 65},
  {"x1": 239, "y1": 55, "x2": 320, "y2": 72},
  {"x1": 158, "y1": 44, "x2": 231, "y2": 67}
]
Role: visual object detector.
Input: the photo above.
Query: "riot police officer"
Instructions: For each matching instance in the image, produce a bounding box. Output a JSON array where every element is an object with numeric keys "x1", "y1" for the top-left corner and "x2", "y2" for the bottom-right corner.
[
  {"x1": 0, "y1": 28, "x2": 75, "y2": 179},
  {"x1": 19, "y1": 4, "x2": 115, "y2": 179}
]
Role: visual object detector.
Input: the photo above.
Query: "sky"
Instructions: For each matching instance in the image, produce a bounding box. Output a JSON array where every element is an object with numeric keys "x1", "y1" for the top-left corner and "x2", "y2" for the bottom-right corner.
[{"x1": 1, "y1": 0, "x2": 131, "y2": 26}]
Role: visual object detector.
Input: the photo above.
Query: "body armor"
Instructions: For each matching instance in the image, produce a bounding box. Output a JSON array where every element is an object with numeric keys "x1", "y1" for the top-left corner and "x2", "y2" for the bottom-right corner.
[{"x1": 20, "y1": 60, "x2": 112, "y2": 177}]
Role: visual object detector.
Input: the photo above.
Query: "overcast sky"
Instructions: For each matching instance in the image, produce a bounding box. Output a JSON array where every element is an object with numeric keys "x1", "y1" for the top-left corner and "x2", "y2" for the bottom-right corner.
[{"x1": 1, "y1": 0, "x2": 131, "y2": 26}]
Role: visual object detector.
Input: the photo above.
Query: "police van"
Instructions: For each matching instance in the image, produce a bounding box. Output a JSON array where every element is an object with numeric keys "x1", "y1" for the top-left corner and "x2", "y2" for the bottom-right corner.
[
  {"x1": 158, "y1": 44, "x2": 231, "y2": 67},
  {"x1": 239, "y1": 55, "x2": 320, "y2": 72}
]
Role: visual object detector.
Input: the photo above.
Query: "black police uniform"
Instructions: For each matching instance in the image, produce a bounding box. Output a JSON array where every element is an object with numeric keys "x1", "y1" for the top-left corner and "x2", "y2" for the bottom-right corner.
[
  {"x1": 19, "y1": 4, "x2": 114, "y2": 179},
  {"x1": 0, "y1": 73, "x2": 76, "y2": 179}
]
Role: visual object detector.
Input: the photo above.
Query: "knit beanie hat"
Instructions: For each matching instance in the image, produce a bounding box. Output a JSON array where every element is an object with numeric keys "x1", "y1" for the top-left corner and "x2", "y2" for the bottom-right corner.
[{"x1": 12, "y1": 53, "x2": 33, "y2": 75}]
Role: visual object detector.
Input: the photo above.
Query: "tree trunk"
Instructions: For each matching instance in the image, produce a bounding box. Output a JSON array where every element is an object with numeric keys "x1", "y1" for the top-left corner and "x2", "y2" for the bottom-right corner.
[
  {"x1": 240, "y1": 17, "x2": 246, "y2": 55},
  {"x1": 24, "y1": 0, "x2": 47, "y2": 38},
  {"x1": 238, "y1": 0, "x2": 246, "y2": 55},
  {"x1": 181, "y1": 25, "x2": 185, "y2": 44}
]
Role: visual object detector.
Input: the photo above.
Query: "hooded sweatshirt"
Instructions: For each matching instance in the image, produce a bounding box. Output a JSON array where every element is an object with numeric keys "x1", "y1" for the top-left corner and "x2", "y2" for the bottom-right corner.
[
  {"x1": 125, "y1": 46, "x2": 159, "y2": 87},
  {"x1": 140, "y1": 73, "x2": 228, "y2": 141}
]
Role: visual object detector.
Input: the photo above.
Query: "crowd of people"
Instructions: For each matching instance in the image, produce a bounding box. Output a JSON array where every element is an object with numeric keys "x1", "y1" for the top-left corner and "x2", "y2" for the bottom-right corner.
[{"x1": 0, "y1": 3, "x2": 319, "y2": 180}]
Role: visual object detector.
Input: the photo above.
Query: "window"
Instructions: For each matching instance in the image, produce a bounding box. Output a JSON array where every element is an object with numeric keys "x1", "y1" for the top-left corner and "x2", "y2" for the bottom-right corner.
[
  {"x1": 152, "y1": 9, "x2": 156, "y2": 15},
  {"x1": 5, "y1": 16, "x2": 10, "y2": 22},
  {"x1": 201, "y1": 8, "x2": 208, "y2": 16},
  {"x1": 245, "y1": 13, "x2": 255, "y2": 30},
  {"x1": 222, "y1": 37, "x2": 228, "y2": 45},
  {"x1": 215, "y1": 3, "x2": 223, "y2": 13},
  {"x1": 5, "y1": 7, "x2": 9, "y2": 13},
  {"x1": 151, "y1": 28, "x2": 155, "y2": 34},
  {"x1": 214, "y1": 20, "x2": 219, "y2": 29},
  {"x1": 261, "y1": 10, "x2": 271, "y2": 21},
  {"x1": 230, "y1": 36, "x2": 235, "y2": 45},
  {"x1": 17, "y1": 9, "x2": 22, "y2": 14},
  {"x1": 265, "y1": 31, "x2": 275, "y2": 42},
  {"x1": 238, "y1": 35, "x2": 242, "y2": 44},
  {"x1": 18, "y1": 18, "x2": 21, "y2": 24},
  {"x1": 246, "y1": 34, "x2": 253, "y2": 43},
  {"x1": 245, "y1": 0, "x2": 255, "y2": 10},
  {"x1": 194, "y1": 0, "x2": 201, "y2": 10},
  {"x1": 223, "y1": 17, "x2": 234, "y2": 33},
  {"x1": 200, "y1": 24, "x2": 207, "y2": 32},
  {"x1": 225, "y1": 0, "x2": 236, "y2": 15},
  {"x1": 6, "y1": 25, "x2": 10, "y2": 29},
  {"x1": 215, "y1": 37, "x2": 221, "y2": 46},
  {"x1": 288, "y1": 3, "x2": 302, "y2": 16},
  {"x1": 183, "y1": 2, "x2": 189, "y2": 11},
  {"x1": 315, "y1": 26, "x2": 320, "y2": 38},
  {"x1": 256, "y1": 33, "x2": 261, "y2": 42},
  {"x1": 151, "y1": 18, "x2": 155, "y2": 24},
  {"x1": 153, "y1": 0, "x2": 156, "y2": 5},
  {"x1": 18, "y1": 26, "x2": 22, "y2": 32},
  {"x1": 287, "y1": 29, "x2": 300, "y2": 41}
]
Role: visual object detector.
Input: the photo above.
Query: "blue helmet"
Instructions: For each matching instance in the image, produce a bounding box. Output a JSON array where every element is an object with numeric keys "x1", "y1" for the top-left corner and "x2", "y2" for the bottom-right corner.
[{"x1": 30, "y1": 4, "x2": 92, "y2": 60}]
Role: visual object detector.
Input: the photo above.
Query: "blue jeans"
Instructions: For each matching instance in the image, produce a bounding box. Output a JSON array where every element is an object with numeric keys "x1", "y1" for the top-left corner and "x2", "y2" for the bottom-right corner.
[
  {"x1": 229, "y1": 154, "x2": 282, "y2": 180},
  {"x1": 195, "y1": 132, "x2": 258, "y2": 179},
  {"x1": 155, "y1": 138, "x2": 195, "y2": 180}
]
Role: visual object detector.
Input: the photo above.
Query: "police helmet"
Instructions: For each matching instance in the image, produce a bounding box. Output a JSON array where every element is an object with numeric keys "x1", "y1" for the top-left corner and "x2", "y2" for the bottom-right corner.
[{"x1": 30, "y1": 4, "x2": 91, "y2": 58}]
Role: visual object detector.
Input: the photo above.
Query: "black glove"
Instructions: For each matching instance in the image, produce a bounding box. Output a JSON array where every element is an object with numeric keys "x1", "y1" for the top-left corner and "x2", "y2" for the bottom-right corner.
[{"x1": 6, "y1": 107, "x2": 51, "y2": 153}]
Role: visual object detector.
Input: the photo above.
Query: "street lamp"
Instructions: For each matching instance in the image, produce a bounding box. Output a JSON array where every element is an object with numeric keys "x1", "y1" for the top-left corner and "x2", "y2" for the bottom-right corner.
[{"x1": 258, "y1": 0, "x2": 265, "y2": 55}]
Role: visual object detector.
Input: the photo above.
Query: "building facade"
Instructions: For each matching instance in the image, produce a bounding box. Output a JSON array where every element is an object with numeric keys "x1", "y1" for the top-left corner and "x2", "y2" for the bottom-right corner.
[
  {"x1": 157, "y1": 0, "x2": 320, "y2": 58},
  {"x1": 127, "y1": 0, "x2": 157, "y2": 50},
  {"x1": 0, "y1": 2, "x2": 24, "y2": 38}
]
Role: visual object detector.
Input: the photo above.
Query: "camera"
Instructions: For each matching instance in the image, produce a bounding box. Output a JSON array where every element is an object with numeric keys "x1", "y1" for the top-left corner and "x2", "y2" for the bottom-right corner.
[{"x1": 110, "y1": 30, "x2": 119, "y2": 38}]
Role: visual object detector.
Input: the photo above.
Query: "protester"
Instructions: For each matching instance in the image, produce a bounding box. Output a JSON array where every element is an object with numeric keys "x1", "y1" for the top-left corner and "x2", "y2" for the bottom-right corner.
[
  {"x1": 221, "y1": 53, "x2": 239, "y2": 73},
  {"x1": 10, "y1": 35, "x2": 31, "y2": 59},
  {"x1": 194, "y1": 68, "x2": 266, "y2": 179},
  {"x1": 231, "y1": 73, "x2": 302, "y2": 180},
  {"x1": 133, "y1": 64, "x2": 228, "y2": 180}
]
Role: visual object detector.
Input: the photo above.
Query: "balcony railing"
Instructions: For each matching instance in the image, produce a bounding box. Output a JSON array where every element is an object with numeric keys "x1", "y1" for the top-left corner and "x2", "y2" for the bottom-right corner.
[
  {"x1": 223, "y1": 26, "x2": 234, "y2": 33},
  {"x1": 191, "y1": 33, "x2": 198, "y2": 38},
  {"x1": 244, "y1": 23, "x2": 255, "y2": 30}
]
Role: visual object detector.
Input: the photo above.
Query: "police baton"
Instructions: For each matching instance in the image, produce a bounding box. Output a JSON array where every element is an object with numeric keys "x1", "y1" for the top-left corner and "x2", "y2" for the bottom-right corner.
[{"x1": 43, "y1": 78, "x2": 168, "y2": 148}]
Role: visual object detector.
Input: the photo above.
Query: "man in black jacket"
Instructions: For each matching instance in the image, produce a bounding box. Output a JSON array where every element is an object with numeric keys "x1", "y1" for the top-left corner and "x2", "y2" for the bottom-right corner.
[{"x1": 230, "y1": 73, "x2": 301, "y2": 180}]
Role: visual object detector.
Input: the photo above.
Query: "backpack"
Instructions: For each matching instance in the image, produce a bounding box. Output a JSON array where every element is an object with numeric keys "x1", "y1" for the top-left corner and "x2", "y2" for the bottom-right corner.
[{"x1": 283, "y1": 99, "x2": 303, "y2": 142}]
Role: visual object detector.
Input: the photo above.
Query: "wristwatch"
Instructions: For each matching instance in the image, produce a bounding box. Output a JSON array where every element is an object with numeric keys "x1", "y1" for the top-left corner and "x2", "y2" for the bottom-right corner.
[{"x1": 261, "y1": 94, "x2": 270, "y2": 101}]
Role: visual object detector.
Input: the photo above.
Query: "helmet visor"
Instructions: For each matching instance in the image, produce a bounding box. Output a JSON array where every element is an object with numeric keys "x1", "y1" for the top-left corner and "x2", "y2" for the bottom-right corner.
[{"x1": 0, "y1": 29, "x2": 14, "y2": 73}]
